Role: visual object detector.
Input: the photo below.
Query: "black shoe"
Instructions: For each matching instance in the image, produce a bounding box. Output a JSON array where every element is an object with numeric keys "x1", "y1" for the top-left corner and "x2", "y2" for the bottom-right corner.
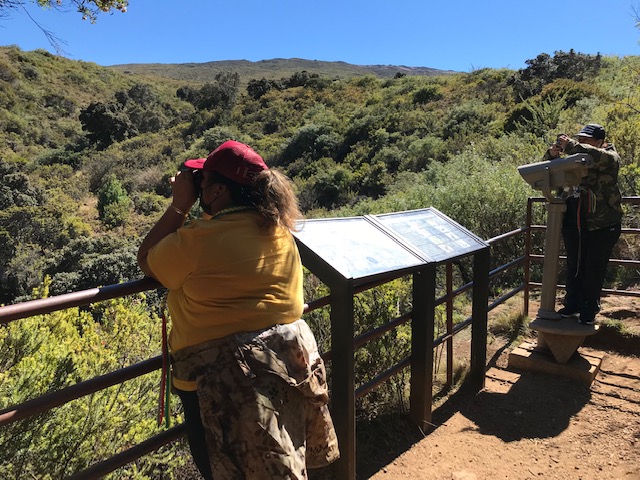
[
  {"x1": 578, "y1": 316, "x2": 596, "y2": 325},
  {"x1": 557, "y1": 307, "x2": 579, "y2": 318}
]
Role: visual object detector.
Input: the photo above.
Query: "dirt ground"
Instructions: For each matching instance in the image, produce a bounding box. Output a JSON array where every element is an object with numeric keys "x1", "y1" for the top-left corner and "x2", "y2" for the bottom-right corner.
[{"x1": 363, "y1": 296, "x2": 640, "y2": 480}]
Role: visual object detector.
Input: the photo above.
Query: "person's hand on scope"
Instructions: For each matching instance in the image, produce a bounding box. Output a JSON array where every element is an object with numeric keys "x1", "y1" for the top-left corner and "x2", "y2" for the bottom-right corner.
[
  {"x1": 548, "y1": 134, "x2": 570, "y2": 158},
  {"x1": 556, "y1": 134, "x2": 570, "y2": 148}
]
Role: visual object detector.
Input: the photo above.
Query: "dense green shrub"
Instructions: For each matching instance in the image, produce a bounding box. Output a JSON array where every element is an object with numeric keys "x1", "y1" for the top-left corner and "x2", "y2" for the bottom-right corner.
[
  {"x1": 509, "y1": 50, "x2": 603, "y2": 100},
  {"x1": 0, "y1": 282, "x2": 187, "y2": 479},
  {"x1": 413, "y1": 84, "x2": 443, "y2": 104},
  {"x1": 97, "y1": 174, "x2": 132, "y2": 228}
]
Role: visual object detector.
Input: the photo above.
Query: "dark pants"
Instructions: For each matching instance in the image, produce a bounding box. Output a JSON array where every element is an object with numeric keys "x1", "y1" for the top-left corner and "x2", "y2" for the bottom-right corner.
[
  {"x1": 562, "y1": 223, "x2": 621, "y2": 319},
  {"x1": 176, "y1": 389, "x2": 213, "y2": 480}
]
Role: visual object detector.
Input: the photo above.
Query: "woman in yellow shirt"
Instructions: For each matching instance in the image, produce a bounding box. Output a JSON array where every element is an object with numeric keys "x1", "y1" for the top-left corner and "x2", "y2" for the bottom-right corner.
[{"x1": 138, "y1": 141, "x2": 338, "y2": 479}]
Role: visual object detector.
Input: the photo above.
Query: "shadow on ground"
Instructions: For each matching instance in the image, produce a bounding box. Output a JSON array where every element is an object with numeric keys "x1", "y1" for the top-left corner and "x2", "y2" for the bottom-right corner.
[
  {"x1": 352, "y1": 380, "x2": 485, "y2": 479},
  {"x1": 458, "y1": 370, "x2": 591, "y2": 441},
  {"x1": 583, "y1": 323, "x2": 640, "y2": 356},
  {"x1": 312, "y1": 315, "x2": 638, "y2": 480}
]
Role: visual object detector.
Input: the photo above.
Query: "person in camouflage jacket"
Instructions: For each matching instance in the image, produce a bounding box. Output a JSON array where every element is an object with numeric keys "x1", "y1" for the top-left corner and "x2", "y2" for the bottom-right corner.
[{"x1": 543, "y1": 123, "x2": 623, "y2": 325}]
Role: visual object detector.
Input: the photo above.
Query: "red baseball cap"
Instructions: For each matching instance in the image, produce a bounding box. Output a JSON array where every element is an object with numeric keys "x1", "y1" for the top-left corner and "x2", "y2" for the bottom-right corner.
[{"x1": 184, "y1": 140, "x2": 268, "y2": 185}]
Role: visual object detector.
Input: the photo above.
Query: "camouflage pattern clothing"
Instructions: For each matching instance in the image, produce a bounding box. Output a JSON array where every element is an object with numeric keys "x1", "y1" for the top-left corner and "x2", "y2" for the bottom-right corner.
[
  {"x1": 172, "y1": 319, "x2": 340, "y2": 479},
  {"x1": 543, "y1": 137, "x2": 623, "y2": 321},
  {"x1": 543, "y1": 139, "x2": 622, "y2": 231}
]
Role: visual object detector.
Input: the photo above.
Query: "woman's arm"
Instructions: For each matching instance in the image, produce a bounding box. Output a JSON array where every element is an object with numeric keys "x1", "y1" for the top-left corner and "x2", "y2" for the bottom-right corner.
[{"x1": 137, "y1": 171, "x2": 198, "y2": 278}]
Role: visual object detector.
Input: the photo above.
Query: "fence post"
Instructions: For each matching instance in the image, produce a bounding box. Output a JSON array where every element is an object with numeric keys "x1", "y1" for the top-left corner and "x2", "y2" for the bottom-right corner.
[
  {"x1": 524, "y1": 198, "x2": 534, "y2": 317},
  {"x1": 470, "y1": 247, "x2": 490, "y2": 391},
  {"x1": 330, "y1": 281, "x2": 356, "y2": 480},
  {"x1": 409, "y1": 265, "x2": 436, "y2": 428}
]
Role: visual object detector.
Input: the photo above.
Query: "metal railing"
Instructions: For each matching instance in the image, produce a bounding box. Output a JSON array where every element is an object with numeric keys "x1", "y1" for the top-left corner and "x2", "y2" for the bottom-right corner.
[{"x1": 1, "y1": 196, "x2": 638, "y2": 479}]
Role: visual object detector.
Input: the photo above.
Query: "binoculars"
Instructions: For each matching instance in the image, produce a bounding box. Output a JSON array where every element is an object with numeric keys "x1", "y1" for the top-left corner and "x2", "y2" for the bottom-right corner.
[{"x1": 180, "y1": 166, "x2": 204, "y2": 196}]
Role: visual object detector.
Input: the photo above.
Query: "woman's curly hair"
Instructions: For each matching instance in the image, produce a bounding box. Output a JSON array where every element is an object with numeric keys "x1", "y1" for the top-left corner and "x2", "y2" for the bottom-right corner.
[{"x1": 209, "y1": 169, "x2": 302, "y2": 233}]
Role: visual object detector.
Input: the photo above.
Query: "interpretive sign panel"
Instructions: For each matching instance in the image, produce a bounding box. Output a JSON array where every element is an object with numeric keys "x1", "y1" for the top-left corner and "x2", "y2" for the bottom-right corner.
[
  {"x1": 374, "y1": 208, "x2": 487, "y2": 262},
  {"x1": 293, "y1": 208, "x2": 487, "y2": 282},
  {"x1": 293, "y1": 217, "x2": 424, "y2": 280}
]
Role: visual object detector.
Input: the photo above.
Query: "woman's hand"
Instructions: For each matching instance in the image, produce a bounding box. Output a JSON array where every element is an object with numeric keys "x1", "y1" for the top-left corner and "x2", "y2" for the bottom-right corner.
[
  {"x1": 137, "y1": 169, "x2": 200, "y2": 278},
  {"x1": 170, "y1": 170, "x2": 199, "y2": 213}
]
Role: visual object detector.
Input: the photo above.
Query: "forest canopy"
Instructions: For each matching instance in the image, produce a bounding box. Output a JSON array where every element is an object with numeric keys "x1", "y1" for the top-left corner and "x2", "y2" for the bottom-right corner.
[{"x1": 1, "y1": 46, "x2": 639, "y2": 304}]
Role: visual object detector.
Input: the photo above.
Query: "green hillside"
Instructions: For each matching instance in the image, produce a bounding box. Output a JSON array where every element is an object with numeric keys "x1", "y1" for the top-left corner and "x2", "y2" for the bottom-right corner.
[
  {"x1": 107, "y1": 57, "x2": 457, "y2": 84},
  {"x1": 1, "y1": 45, "x2": 640, "y2": 305}
]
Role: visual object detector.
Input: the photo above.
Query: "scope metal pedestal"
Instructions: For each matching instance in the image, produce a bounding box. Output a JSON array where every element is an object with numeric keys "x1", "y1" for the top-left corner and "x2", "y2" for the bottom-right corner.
[
  {"x1": 529, "y1": 199, "x2": 598, "y2": 363},
  {"x1": 518, "y1": 155, "x2": 598, "y2": 364}
]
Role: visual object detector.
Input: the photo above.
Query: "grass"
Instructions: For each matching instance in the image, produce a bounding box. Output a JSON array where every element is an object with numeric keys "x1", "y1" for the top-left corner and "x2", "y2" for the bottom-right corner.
[
  {"x1": 488, "y1": 295, "x2": 531, "y2": 343},
  {"x1": 584, "y1": 317, "x2": 640, "y2": 355}
]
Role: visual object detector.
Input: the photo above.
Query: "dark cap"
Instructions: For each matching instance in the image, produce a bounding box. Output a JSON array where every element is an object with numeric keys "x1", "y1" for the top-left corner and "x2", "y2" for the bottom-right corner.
[
  {"x1": 577, "y1": 124, "x2": 605, "y2": 140},
  {"x1": 183, "y1": 140, "x2": 268, "y2": 185}
]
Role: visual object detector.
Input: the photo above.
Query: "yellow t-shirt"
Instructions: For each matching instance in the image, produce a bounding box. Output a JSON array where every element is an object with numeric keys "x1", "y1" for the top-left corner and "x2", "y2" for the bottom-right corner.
[{"x1": 147, "y1": 210, "x2": 304, "y2": 355}]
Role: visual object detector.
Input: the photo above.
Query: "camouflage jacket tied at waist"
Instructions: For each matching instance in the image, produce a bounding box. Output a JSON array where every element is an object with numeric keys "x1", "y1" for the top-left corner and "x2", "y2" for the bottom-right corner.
[
  {"x1": 171, "y1": 318, "x2": 339, "y2": 469},
  {"x1": 543, "y1": 139, "x2": 623, "y2": 231}
]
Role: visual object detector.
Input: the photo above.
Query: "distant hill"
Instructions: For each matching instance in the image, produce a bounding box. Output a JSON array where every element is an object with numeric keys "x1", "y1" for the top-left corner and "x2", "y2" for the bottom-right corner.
[{"x1": 107, "y1": 58, "x2": 458, "y2": 84}]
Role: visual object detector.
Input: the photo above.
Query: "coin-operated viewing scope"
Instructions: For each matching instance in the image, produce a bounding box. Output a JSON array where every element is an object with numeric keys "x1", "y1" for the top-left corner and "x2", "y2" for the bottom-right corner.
[
  {"x1": 517, "y1": 152, "x2": 592, "y2": 327},
  {"x1": 516, "y1": 153, "x2": 599, "y2": 364},
  {"x1": 517, "y1": 153, "x2": 591, "y2": 202}
]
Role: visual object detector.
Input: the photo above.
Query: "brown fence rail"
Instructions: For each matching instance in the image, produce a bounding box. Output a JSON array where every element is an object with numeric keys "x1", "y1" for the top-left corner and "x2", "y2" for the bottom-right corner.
[{"x1": 1, "y1": 196, "x2": 638, "y2": 479}]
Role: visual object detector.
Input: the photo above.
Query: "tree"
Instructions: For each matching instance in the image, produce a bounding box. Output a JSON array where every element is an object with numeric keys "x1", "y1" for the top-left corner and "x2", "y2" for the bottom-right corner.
[
  {"x1": 509, "y1": 50, "x2": 602, "y2": 101},
  {"x1": 46, "y1": 236, "x2": 140, "y2": 295},
  {"x1": 0, "y1": 1, "x2": 128, "y2": 22},
  {"x1": 79, "y1": 102, "x2": 136, "y2": 148},
  {"x1": 80, "y1": 83, "x2": 169, "y2": 148},
  {"x1": 506, "y1": 93, "x2": 567, "y2": 137},
  {"x1": 0, "y1": 159, "x2": 43, "y2": 209},
  {"x1": 120, "y1": 89, "x2": 168, "y2": 134},
  {"x1": 97, "y1": 174, "x2": 131, "y2": 228},
  {"x1": 1, "y1": 1, "x2": 129, "y2": 54},
  {"x1": 284, "y1": 71, "x2": 329, "y2": 90},
  {"x1": 303, "y1": 163, "x2": 355, "y2": 210},
  {"x1": 184, "y1": 72, "x2": 240, "y2": 113},
  {"x1": 279, "y1": 123, "x2": 340, "y2": 167},
  {"x1": 247, "y1": 78, "x2": 283, "y2": 100}
]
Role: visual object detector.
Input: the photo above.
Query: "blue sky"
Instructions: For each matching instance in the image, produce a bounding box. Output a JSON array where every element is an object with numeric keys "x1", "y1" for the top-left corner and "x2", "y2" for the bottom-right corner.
[{"x1": 1, "y1": 0, "x2": 639, "y2": 71}]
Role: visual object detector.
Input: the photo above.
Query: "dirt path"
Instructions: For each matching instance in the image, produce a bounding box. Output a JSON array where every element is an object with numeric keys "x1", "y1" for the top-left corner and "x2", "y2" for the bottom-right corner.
[
  {"x1": 366, "y1": 297, "x2": 640, "y2": 480},
  {"x1": 369, "y1": 352, "x2": 639, "y2": 480}
]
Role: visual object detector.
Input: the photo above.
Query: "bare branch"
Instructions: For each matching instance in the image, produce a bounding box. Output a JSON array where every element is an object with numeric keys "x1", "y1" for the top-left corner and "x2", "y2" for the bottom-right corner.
[{"x1": 20, "y1": 3, "x2": 69, "y2": 55}]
